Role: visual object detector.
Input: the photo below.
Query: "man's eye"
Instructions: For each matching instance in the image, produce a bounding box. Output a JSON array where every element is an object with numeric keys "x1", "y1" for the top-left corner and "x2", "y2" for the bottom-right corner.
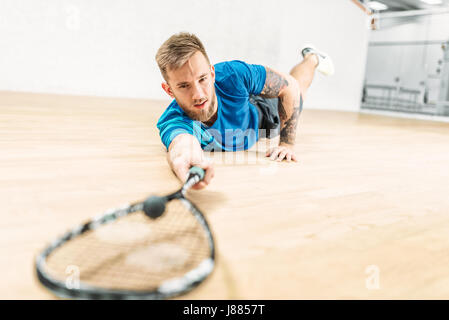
[{"x1": 200, "y1": 77, "x2": 207, "y2": 82}]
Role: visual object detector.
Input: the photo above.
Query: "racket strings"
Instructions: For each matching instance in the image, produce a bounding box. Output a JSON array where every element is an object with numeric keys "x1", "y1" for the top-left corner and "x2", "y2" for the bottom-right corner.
[{"x1": 44, "y1": 199, "x2": 211, "y2": 291}]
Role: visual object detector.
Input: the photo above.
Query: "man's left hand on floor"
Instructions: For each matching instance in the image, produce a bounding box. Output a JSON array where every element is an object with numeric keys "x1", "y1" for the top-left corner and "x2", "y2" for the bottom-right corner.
[{"x1": 266, "y1": 142, "x2": 298, "y2": 162}]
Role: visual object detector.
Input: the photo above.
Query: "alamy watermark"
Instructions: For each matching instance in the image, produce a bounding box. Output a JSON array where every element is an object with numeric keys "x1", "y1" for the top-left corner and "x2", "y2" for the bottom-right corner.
[
  {"x1": 365, "y1": 265, "x2": 380, "y2": 290},
  {"x1": 65, "y1": 5, "x2": 80, "y2": 31},
  {"x1": 185, "y1": 121, "x2": 284, "y2": 173},
  {"x1": 65, "y1": 265, "x2": 80, "y2": 289}
]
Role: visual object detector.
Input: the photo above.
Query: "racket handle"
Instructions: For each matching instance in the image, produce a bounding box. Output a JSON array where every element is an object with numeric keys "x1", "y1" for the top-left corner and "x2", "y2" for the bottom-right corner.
[
  {"x1": 188, "y1": 166, "x2": 205, "y2": 181},
  {"x1": 182, "y1": 166, "x2": 205, "y2": 192}
]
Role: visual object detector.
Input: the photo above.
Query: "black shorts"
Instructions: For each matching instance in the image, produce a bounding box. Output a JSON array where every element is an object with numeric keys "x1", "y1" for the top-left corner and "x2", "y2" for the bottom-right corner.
[{"x1": 249, "y1": 94, "x2": 303, "y2": 139}]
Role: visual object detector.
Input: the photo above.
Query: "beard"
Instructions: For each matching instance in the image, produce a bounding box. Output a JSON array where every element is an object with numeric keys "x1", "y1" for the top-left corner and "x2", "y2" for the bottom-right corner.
[{"x1": 180, "y1": 90, "x2": 217, "y2": 123}]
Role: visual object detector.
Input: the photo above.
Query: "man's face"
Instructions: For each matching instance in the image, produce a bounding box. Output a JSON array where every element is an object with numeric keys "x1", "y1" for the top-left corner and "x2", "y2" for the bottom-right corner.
[{"x1": 162, "y1": 51, "x2": 217, "y2": 123}]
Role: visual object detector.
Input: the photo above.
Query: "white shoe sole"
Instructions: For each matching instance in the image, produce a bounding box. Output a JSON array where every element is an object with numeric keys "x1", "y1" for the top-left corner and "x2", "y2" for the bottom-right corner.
[{"x1": 301, "y1": 44, "x2": 335, "y2": 76}]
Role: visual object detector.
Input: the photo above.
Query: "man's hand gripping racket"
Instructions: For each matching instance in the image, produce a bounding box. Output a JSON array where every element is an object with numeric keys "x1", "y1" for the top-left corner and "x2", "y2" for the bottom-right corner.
[{"x1": 35, "y1": 166, "x2": 215, "y2": 300}]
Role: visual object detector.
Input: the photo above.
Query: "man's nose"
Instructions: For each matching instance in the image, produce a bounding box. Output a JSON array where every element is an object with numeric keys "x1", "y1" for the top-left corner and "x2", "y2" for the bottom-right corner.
[{"x1": 191, "y1": 83, "x2": 204, "y2": 101}]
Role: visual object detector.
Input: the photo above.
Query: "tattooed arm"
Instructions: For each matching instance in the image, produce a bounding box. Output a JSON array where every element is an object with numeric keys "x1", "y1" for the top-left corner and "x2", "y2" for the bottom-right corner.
[{"x1": 260, "y1": 67, "x2": 301, "y2": 162}]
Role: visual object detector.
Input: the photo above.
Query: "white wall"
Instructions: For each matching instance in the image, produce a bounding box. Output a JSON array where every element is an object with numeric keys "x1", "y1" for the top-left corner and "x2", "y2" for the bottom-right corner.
[{"x1": 0, "y1": 0, "x2": 369, "y2": 111}]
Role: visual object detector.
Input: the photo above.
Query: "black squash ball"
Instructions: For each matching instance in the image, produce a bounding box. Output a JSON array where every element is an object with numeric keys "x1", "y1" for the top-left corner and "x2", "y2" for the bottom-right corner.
[{"x1": 143, "y1": 196, "x2": 167, "y2": 219}]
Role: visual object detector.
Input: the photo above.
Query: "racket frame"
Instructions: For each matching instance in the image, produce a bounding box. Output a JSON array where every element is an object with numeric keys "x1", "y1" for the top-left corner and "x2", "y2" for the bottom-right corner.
[{"x1": 35, "y1": 173, "x2": 215, "y2": 300}]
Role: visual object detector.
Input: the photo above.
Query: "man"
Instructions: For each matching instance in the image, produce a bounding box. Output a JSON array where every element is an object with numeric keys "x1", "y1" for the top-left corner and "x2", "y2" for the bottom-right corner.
[{"x1": 156, "y1": 32, "x2": 334, "y2": 189}]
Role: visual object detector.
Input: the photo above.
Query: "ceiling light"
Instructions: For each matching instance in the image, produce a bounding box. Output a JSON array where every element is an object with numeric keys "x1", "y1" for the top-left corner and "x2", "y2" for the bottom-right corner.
[
  {"x1": 367, "y1": 1, "x2": 389, "y2": 11},
  {"x1": 420, "y1": 0, "x2": 443, "y2": 4}
]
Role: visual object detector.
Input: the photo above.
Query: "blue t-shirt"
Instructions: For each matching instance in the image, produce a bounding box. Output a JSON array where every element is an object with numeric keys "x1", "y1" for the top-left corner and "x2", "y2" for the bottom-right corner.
[{"x1": 156, "y1": 60, "x2": 267, "y2": 152}]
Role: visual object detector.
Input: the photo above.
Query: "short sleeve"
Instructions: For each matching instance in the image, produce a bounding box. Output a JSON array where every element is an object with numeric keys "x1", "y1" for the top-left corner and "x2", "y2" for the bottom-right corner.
[
  {"x1": 227, "y1": 60, "x2": 267, "y2": 95},
  {"x1": 157, "y1": 118, "x2": 193, "y2": 150}
]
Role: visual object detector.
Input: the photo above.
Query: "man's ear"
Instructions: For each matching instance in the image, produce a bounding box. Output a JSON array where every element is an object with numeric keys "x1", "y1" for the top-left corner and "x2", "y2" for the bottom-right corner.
[
  {"x1": 162, "y1": 82, "x2": 175, "y2": 98},
  {"x1": 210, "y1": 65, "x2": 215, "y2": 82}
]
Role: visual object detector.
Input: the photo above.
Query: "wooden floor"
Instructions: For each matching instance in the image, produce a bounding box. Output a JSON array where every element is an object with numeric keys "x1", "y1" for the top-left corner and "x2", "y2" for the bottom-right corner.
[{"x1": 2, "y1": 90, "x2": 449, "y2": 299}]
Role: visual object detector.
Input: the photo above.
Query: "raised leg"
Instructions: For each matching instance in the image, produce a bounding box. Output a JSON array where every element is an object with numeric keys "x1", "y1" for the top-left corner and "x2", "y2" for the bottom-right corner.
[
  {"x1": 289, "y1": 46, "x2": 335, "y2": 101},
  {"x1": 289, "y1": 54, "x2": 319, "y2": 101}
]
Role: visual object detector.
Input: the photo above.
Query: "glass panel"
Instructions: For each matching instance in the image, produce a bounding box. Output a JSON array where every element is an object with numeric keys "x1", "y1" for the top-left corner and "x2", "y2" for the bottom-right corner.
[{"x1": 362, "y1": 41, "x2": 449, "y2": 116}]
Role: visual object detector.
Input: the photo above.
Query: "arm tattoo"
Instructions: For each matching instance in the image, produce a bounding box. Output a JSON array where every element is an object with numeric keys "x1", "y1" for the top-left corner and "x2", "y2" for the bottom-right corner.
[
  {"x1": 260, "y1": 67, "x2": 289, "y2": 98},
  {"x1": 280, "y1": 94, "x2": 301, "y2": 145},
  {"x1": 258, "y1": 66, "x2": 301, "y2": 145},
  {"x1": 277, "y1": 96, "x2": 288, "y2": 122}
]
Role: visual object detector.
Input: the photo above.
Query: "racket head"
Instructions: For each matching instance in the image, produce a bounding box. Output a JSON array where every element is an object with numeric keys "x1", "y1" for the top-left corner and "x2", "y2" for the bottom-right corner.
[{"x1": 35, "y1": 199, "x2": 215, "y2": 300}]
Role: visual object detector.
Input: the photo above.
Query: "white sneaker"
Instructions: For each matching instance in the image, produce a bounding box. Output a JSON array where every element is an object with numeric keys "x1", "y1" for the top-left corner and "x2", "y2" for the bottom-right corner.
[{"x1": 301, "y1": 44, "x2": 335, "y2": 76}]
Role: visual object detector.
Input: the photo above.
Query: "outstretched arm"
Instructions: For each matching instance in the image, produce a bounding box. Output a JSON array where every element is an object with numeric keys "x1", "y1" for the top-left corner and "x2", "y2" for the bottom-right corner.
[
  {"x1": 167, "y1": 133, "x2": 214, "y2": 189},
  {"x1": 260, "y1": 67, "x2": 301, "y2": 161}
]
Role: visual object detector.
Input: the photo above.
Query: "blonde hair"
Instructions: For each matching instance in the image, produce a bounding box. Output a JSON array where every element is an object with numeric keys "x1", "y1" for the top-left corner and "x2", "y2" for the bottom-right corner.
[{"x1": 155, "y1": 32, "x2": 211, "y2": 82}]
